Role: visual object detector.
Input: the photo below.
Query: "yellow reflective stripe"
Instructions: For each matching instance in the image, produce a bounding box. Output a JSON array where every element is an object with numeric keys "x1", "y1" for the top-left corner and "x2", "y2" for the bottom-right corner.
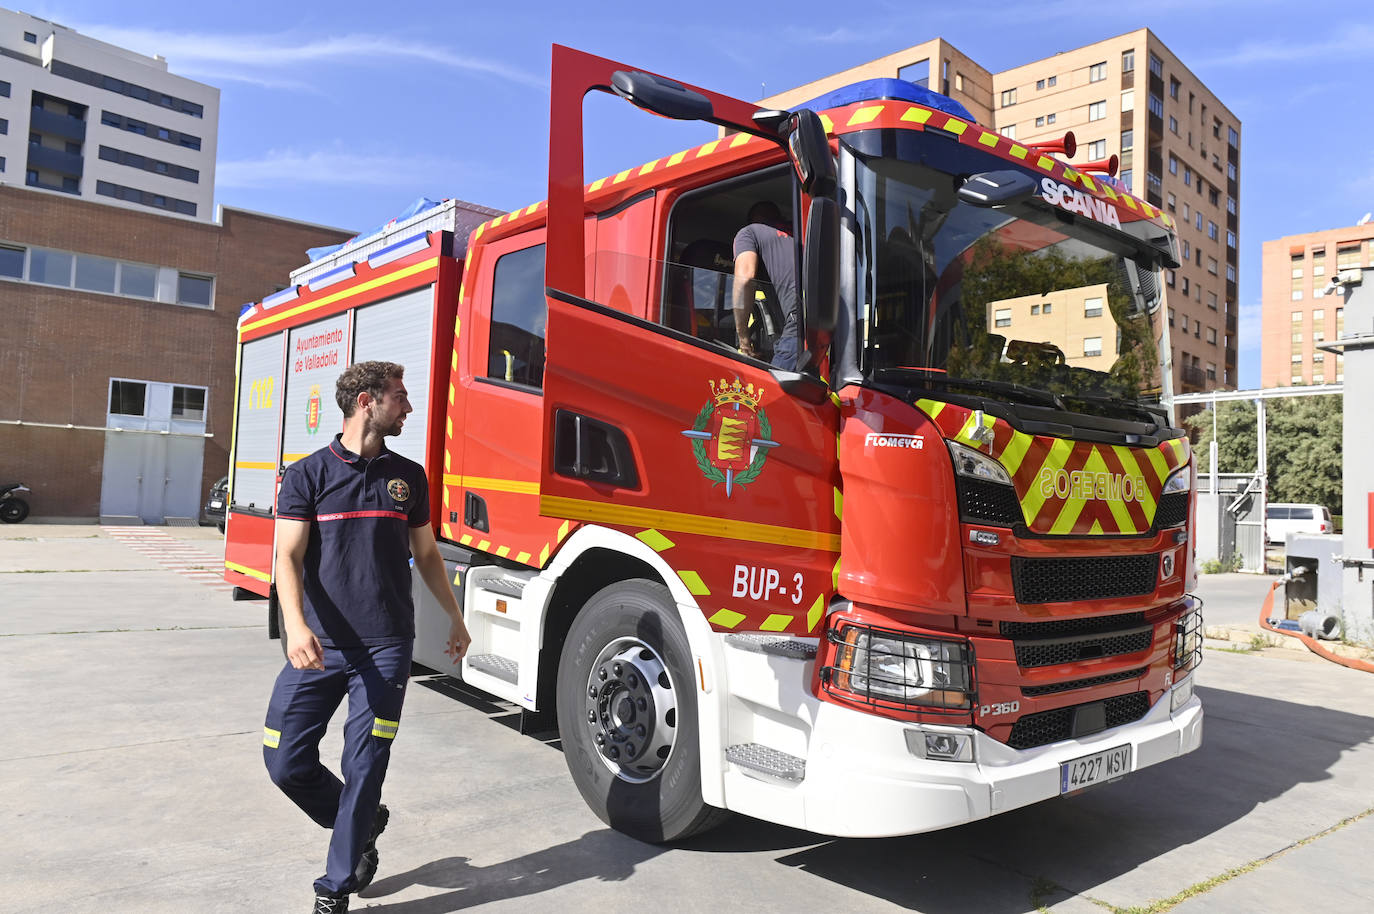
[
  {"x1": 848, "y1": 105, "x2": 885, "y2": 126},
  {"x1": 1020, "y1": 437, "x2": 1073, "y2": 524},
  {"x1": 226, "y1": 561, "x2": 270, "y2": 582},
  {"x1": 372, "y1": 717, "x2": 399, "y2": 739},
  {"x1": 760, "y1": 614, "x2": 793, "y2": 632},
  {"x1": 442, "y1": 474, "x2": 539, "y2": 495},
  {"x1": 241, "y1": 257, "x2": 439, "y2": 333},
  {"x1": 900, "y1": 107, "x2": 931, "y2": 124},
  {"x1": 807, "y1": 595, "x2": 826, "y2": 632},
  {"x1": 709, "y1": 609, "x2": 746, "y2": 628},
  {"x1": 1082, "y1": 448, "x2": 1134, "y2": 533},
  {"x1": 636, "y1": 529, "x2": 676, "y2": 552},
  {"x1": 999, "y1": 430, "x2": 1034, "y2": 478},
  {"x1": 263, "y1": 727, "x2": 280, "y2": 748},
  {"x1": 235, "y1": 460, "x2": 275, "y2": 470},
  {"x1": 914, "y1": 397, "x2": 945, "y2": 420},
  {"x1": 678, "y1": 570, "x2": 710, "y2": 595},
  {"x1": 539, "y1": 495, "x2": 841, "y2": 553},
  {"x1": 1143, "y1": 445, "x2": 1171, "y2": 483},
  {"x1": 1113, "y1": 446, "x2": 1157, "y2": 522}
]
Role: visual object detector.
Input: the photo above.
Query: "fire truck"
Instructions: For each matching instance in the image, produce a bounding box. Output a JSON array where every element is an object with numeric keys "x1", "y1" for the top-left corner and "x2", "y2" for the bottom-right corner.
[{"x1": 224, "y1": 46, "x2": 1203, "y2": 843}]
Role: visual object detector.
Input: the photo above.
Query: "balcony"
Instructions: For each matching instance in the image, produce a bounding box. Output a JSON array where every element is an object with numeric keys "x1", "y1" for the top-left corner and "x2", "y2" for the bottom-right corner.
[
  {"x1": 27, "y1": 143, "x2": 84, "y2": 178},
  {"x1": 29, "y1": 105, "x2": 86, "y2": 143},
  {"x1": 1180, "y1": 365, "x2": 1207, "y2": 390}
]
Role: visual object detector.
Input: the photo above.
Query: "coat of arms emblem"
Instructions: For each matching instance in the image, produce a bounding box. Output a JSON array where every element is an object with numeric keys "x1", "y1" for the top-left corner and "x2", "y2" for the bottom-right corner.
[{"x1": 680, "y1": 378, "x2": 779, "y2": 497}]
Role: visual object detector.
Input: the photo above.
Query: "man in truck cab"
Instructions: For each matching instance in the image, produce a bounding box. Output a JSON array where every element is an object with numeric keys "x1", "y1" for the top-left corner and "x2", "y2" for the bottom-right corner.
[
  {"x1": 732, "y1": 200, "x2": 801, "y2": 370},
  {"x1": 261, "y1": 360, "x2": 471, "y2": 913}
]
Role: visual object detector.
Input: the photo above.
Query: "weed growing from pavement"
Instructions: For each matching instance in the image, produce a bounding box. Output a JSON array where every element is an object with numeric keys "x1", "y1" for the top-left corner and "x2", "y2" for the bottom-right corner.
[{"x1": 1029, "y1": 874, "x2": 1061, "y2": 911}]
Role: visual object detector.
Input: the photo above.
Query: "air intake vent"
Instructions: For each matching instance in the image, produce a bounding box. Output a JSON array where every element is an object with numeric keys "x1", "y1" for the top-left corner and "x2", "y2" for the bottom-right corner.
[
  {"x1": 1005, "y1": 692, "x2": 1150, "y2": 749},
  {"x1": 1012, "y1": 554, "x2": 1158, "y2": 603},
  {"x1": 1154, "y1": 492, "x2": 1189, "y2": 528},
  {"x1": 957, "y1": 477, "x2": 1022, "y2": 526}
]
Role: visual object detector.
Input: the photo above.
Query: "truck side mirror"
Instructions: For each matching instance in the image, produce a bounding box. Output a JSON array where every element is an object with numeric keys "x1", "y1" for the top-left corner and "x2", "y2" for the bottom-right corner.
[
  {"x1": 784, "y1": 110, "x2": 835, "y2": 197},
  {"x1": 804, "y1": 197, "x2": 839, "y2": 334},
  {"x1": 957, "y1": 169, "x2": 1038, "y2": 208},
  {"x1": 610, "y1": 70, "x2": 713, "y2": 121}
]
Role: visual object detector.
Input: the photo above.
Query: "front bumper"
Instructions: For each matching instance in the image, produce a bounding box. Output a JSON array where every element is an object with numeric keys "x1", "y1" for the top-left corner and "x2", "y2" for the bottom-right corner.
[{"x1": 725, "y1": 678, "x2": 1202, "y2": 838}]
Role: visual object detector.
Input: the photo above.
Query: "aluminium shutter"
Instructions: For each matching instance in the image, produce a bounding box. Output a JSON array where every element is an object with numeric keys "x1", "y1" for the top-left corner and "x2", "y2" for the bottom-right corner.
[
  {"x1": 352, "y1": 285, "x2": 437, "y2": 469},
  {"x1": 232, "y1": 335, "x2": 285, "y2": 511},
  {"x1": 282, "y1": 312, "x2": 351, "y2": 467}
]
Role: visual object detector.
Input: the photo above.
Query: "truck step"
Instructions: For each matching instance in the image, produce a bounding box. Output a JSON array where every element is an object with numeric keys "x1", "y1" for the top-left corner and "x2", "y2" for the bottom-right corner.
[
  {"x1": 478, "y1": 571, "x2": 534, "y2": 598},
  {"x1": 467, "y1": 653, "x2": 518, "y2": 684},
  {"x1": 725, "y1": 743, "x2": 806, "y2": 782},
  {"x1": 723, "y1": 633, "x2": 817, "y2": 660}
]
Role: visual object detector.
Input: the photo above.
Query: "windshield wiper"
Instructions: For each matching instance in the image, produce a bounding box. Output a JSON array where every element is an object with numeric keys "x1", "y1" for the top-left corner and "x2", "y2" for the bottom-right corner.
[
  {"x1": 1058, "y1": 392, "x2": 1171, "y2": 427},
  {"x1": 873, "y1": 368, "x2": 1065, "y2": 410}
]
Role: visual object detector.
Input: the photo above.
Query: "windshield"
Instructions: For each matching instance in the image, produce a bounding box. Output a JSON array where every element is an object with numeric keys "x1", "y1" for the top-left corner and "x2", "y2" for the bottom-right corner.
[{"x1": 850, "y1": 143, "x2": 1174, "y2": 416}]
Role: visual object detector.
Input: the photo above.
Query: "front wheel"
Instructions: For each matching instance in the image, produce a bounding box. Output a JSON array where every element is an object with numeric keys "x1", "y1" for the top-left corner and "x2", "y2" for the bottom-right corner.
[
  {"x1": 556, "y1": 579, "x2": 727, "y2": 843},
  {"x1": 0, "y1": 497, "x2": 29, "y2": 524}
]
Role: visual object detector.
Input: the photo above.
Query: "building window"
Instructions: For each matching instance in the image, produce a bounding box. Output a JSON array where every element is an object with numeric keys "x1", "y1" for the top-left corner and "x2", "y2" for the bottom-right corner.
[
  {"x1": 1046, "y1": 112, "x2": 1056, "y2": 125},
  {"x1": 1166, "y1": 270, "x2": 1176, "y2": 288},
  {"x1": 1167, "y1": 193, "x2": 1176, "y2": 211},
  {"x1": 1121, "y1": 129, "x2": 1133, "y2": 151},
  {"x1": 1207, "y1": 363, "x2": 1217, "y2": 381},
  {"x1": 1196, "y1": 212, "x2": 1203, "y2": 231},
  {"x1": 24, "y1": 31, "x2": 38, "y2": 43},
  {"x1": 1313, "y1": 249, "x2": 1325, "y2": 277},
  {"x1": 994, "y1": 308, "x2": 1012, "y2": 327},
  {"x1": 177, "y1": 273, "x2": 214, "y2": 307},
  {"x1": 1089, "y1": 62, "x2": 1107, "y2": 82},
  {"x1": 1169, "y1": 77, "x2": 1180, "y2": 99},
  {"x1": 1337, "y1": 244, "x2": 1361, "y2": 270},
  {"x1": 0, "y1": 80, "x2": 10, "y2": 97},
  {"x1": 1121, "y1": 90, "x2": 1134, "y2": 112},
  {"x1": 1035, "y1": 116, "x2": 1044, "y2": 127},
  {"x1": 1042, "y1": 303, "x2": 1052, "y2": 314},
  {"x1": 1083, "y1": 337, "x2": 1102, "y2": 357},
  {"x1": 1031, "y1": 304, "x2": 1040, "y2": 315},
  {"x1": 97, "y1": 145, "x2": 200, "y2": 183},
  {"x1": 1207, "y1": 327, "x2": 1217, "y2": 344},
  {"x1": 1148, "y1": 94, "x2": 1164, "y2": 117},
  {"x1": 1291, "y1": 311, "x2": 1303, "y2": 323},
  {"x1": 74, "y1": 255, "x2": 117, "y2": 293},
  {"x1": 1036, "y1": 79, "x2": 1045, "y2": 90},
  {"x1": 1182, "y1": 241, "x2": 1190, "y2": 260},
  {"x1": 1169, "y1": 115, "x2": 1178, "y2": 134},
  {"x1": 1122, "y1": 50, "x2": 1135, "y2": 72},
  {"x1": 0, "y1": 243, "x2": 24, "y2": 279},
  {"x1": 955, "y1": 73, "x2": 964, "y2": 92},
  {"x1": 1149, "y1": 53, "x2": 1162, "y2": 77},
  {"x1": 48, "y1": 60, "x2": 204, "y2": 118},
  {"x1": 1227, "y1": 231, "x2": 1236, "y2": 249},
  {"x1": 1084, "y1": 297, "x2": 1103, "y2": 318},
  {"x1": 94, "y1": 180, "x2": 197, "y2": 217},
  {"x1": 119, "y1": 262, "x2": 157, "y2": 298},
  {"x1": 1314, "y1": 308, "x2": 1325, "y2": 321},
  {"x1": 1168, "y1": 154, "x2": 1178, "y2": 175},
  {"x1": 1183, "y1": 167, "x2": 1192, "y2": 187},
  {"x1": 899, "y1": 59, "x2": 930, "y2": 88},
  {"x1": 109, "y1": 380, "x2": 147, "y2": 417},
  {"x1": 1226, "y1": 264, "x2": 1236, "y2": 282},
  {"x1": 486, "y1": 243, "x2": 547, "y2": 388},
  {"x1": 1168, "y1": 308, "x2": 1175, "y2": 325},
  {"x1": 1088, "y1": 100, "x2": 1106, "y2": 121},
  {"x1": 1227, "y1": 161, "x2": 1237, "y2": 180},
  {"x1": 1048, "y1": 76, "x2": 1057, "y2": 87},
  {"x1": 1228, "y1": 126, "x2": 1239, "y2": 148},
  {"x1": 1087, "y1": 139, "x2": 1106, "y2": 159},
  {"x1": 171, "y1": 385, "x2": 207, "y2": 421},
  {"x1": 29, "y1": 249, "x2": 74, "y2": 286},
  {"x1": 1182, "y1": 276, "x2": 1189, "y2": 295},
  {"x1": 1000, "y1": 88, "x2": 1017, "y2": 107},
  {"x1": 999, "y1": 124, "x2": 1016, "y2": 139},
  {"x1": 1208, "y1": 257, "x2": 1218, "y2": 275}
]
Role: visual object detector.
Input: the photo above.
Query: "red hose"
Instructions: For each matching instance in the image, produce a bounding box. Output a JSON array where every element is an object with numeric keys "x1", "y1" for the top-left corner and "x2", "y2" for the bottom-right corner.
[{"x1": 1258, "y1": 579, "x2": 1374, "y2": 673}]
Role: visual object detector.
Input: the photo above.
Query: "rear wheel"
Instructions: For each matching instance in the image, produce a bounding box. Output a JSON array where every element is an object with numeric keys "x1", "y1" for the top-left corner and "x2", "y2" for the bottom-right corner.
[
  {"x1": 556, "y1": 579, "x2": 727, "y2": 843},
  {"x1": 0, "y1": 498, "x2": 29, "y2": 524}
]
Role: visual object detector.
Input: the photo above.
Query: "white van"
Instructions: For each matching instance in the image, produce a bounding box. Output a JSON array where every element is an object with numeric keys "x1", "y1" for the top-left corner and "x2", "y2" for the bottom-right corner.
[{"x1": 1265, "y1": 503, "x2": 1334, "y2": 544}]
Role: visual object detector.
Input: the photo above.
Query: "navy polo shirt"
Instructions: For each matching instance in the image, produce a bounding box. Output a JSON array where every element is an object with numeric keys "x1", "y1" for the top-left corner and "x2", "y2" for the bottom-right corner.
[{"x1": 276, "y1": 434, "x2": 430, "y2": 647}]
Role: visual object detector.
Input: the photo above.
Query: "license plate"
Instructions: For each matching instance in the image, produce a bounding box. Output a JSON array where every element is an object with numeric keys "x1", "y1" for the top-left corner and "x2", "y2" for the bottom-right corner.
[
  {"x1": 1060, "y1": 744, "x2": 1131, "y2": 793},
  {"x1": 210, "y1": 500, "x2": 223, "y2": 508}
]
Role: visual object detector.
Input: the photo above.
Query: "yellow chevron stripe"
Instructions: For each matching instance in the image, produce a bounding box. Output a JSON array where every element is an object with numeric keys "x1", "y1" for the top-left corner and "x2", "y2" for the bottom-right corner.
[
  {"x1": 999, "y1": 430, "x2": 1034, "y2": 478},
  {"x1": 709, "y1": 609, "x2": 746, "y2": 629},
  {"x1": 678, "y1": 570, "x2": 710, "y2": 596},
  {"x1": 760, "y1": 614, "x2": 793, "y2": 632},
  {"x1": 1083, "y1": 447, "x2": 1135, "y2": 533},
  {"x1": 1020, "y1": 436, "x2": 1073, "y2": 524},
  {"x1": 539, "y1": 495, "x2": 841, "y2": 552},
  {"x1": 900, "y1": 108, "x2": 931, "y2": 124},
  {"x1": 1037, "y1": 155, "x2": 1055, "y2": 171},
  {"x1": 978, "y1": 131, "x2": 998, "y2": 147},
  {"x1": 849, "y1": 105, "x2": 885, "y2": 126},
  {"x1": 914, "y1": 397, "x2": 945, "y2": 420},
  {"x1": 1113, "y1": 445, "x2": 1157, "y2": 522},
  {"x1": 807, "y1": 594, "x2": 826, "y2": 632},
  {"x1": 636, "y1": 529, "x2": 676, "y2": 552},
  {"x1": 1143, "y1": 445, "x2": 1171, "y2": 483},
  {"x1": 1010, "y1": 145, "x2": 1029, "y2": 159}
]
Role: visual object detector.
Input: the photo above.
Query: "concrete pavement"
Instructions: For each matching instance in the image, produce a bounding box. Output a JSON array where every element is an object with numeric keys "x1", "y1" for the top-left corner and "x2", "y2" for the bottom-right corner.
[{"x1": 3, "y1": 524, "x2": 1372, "y2": 912}]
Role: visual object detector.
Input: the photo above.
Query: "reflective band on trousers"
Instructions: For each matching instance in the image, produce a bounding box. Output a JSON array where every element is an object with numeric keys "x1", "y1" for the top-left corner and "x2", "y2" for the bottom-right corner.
[
  {"x1": 372, "y1": 717, "x2": 399, "y2": 739},
  {"x1": 263, "y1": 726, "x2": 281, "y2": 749}
]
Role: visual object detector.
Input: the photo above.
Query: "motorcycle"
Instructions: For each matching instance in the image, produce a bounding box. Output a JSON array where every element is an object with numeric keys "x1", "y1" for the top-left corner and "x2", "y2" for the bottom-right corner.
[{"x1": 1, "y1": 482, "x2": 31, "y2": 524}]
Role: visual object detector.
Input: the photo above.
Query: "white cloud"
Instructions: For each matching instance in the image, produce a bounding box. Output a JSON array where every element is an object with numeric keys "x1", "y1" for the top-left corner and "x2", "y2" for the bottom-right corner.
[
  {"x1": 216, "y1": 148, "x2": 463, "y2": 190},
  {"x1": 1194, "y1": 25, "x2": 1374, "y2": 68},
  {"x1": 71, "y1": 24, "x2": 547, "y2": 91}
]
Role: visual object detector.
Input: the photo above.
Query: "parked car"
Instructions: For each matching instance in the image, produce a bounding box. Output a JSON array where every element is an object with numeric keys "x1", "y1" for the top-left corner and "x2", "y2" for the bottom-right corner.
[
  {"x1": 1265, "y1": 503, "x2": 1333, "y2": 544},
  {"x1": 202, "y1": 476, "x2": 228, "y2": 533}
]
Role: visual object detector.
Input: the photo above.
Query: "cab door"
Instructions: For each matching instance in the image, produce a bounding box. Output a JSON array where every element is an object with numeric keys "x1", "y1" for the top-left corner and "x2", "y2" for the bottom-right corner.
[{"x1": 538, "y1": 47, "x2": 840, "y2": 635}]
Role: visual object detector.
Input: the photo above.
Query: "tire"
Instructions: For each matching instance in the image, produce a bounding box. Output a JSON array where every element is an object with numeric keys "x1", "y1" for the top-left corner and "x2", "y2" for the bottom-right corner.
[
  {"x1": 556, "y1": 579, "x2": 728, "y2": 843},
  {"x1": 0, "y1": 498, "x2": 29, "y2": 524}
]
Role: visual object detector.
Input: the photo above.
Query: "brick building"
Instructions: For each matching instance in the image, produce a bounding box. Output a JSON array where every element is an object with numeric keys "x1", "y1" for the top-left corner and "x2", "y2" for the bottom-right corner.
[
  {"x1": 1260, "y1": 222, "x2": 1374, "y2": 387},
  {"x1": 0, "y1": 185, "x2": 351, "y2": 519}
]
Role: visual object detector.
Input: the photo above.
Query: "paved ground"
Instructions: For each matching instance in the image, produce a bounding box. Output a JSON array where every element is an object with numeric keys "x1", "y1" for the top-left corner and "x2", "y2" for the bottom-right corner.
[{"x1": 3, "y1": 524, "x2": 1373, "y2": 913}]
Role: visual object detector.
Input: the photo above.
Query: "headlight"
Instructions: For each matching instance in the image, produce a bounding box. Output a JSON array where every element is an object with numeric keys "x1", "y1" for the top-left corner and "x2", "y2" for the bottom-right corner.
[
  {"x1": 1173, "y1": 606, "x2": 1203, "y2": 671},
  {"x1": 826, "y1": 623, "x2": 973, "y2": 710},
  {"x1": 1162, "y1": 469, "x2": 1191, "y2": 494},
  {"x1": 947, "y1": 440, "x2": 1012, "y2": 485}
]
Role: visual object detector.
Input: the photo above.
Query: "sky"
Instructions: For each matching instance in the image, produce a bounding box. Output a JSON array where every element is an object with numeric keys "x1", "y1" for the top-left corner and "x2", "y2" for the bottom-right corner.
[{"x1": 24, "y1": 0, "x2": 1374, "y2": 388}]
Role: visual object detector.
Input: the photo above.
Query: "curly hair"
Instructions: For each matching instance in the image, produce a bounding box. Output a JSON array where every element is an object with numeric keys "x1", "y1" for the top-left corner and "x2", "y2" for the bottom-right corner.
[{"x1": 335, "y1": 361, "x2": 405, "y2": 417}]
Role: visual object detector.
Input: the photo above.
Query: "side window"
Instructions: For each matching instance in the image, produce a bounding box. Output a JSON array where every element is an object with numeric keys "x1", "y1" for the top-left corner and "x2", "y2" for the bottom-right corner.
[
  {"x1": 486, "y1": 243, "x2": 546, "y2": 389},
  {"x1": 661, "y1": 165, "x2": 795, "y2": 359}
]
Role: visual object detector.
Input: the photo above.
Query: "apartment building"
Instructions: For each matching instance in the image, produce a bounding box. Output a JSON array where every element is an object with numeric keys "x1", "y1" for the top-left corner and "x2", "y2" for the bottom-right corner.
[
  {"x1": 0, "y1": 8, "x2": 218, "y2": 219},
  {"x1": 760, "y1": 28, "x2": 1240, "y2": 395},
  {"x1": 1260, "y1": 222, "x2": 1374, "y2": 387}
]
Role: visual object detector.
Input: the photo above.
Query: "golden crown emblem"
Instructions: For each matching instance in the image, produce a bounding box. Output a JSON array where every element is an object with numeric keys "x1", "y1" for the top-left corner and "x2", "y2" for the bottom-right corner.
[{"x1": 709, "y1": 378, "x2": 764, "y2": 410}]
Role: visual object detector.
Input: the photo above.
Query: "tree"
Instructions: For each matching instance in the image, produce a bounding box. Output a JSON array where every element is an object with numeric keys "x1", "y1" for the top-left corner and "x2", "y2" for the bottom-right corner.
[{"x1": 1185, "y1": 395, "x2": 1342, "y2": 510}]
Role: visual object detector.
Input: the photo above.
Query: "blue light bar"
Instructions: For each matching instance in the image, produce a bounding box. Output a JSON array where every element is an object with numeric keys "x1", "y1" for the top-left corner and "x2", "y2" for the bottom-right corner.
[
  {"x1": 262, "y1": 285, "x2": 300, "y2": 308},
  {"x1": 307, "y1": 262, "x2": 357, "y2": 292},
  {"x1": 799, "y1": 78, "x2": 975, "y2": 123},
  {"x1": 367, "y1": 231, "x2": 430, "y2": 269}
]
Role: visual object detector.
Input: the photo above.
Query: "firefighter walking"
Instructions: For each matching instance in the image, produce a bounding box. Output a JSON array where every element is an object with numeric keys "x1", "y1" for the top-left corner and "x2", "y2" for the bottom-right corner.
[{"x1": 262, "y1": 361, "x2": 470, "y2": 913}]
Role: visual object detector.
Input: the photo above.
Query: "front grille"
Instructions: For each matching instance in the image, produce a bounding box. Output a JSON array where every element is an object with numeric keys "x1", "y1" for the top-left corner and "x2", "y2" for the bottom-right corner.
[
  {"x1": 1155, "y1": 492, "x2": 1189, "y2": 528},
  {"x1": 1001, "y1": 612, "x2": 1146, "y2": 639},
  {"x1": 1014, "y1": 629, "x2": 1152, "y2": 668},
  {"x1": 1006, "y1": 692, "x2": 1151, "y2": 749},
  {"x1": 957, "y1": 477, "x2": 1022, "y2": 526},
  {"x1": 1012, "y1": 554, "x2": 1158, "y2": 603},
  {"x1": 1022, "y1": 667, "x2": 1146, "y2": 697}
]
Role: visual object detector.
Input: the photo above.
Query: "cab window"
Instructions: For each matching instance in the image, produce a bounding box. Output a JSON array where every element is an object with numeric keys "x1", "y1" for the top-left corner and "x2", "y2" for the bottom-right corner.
[{"x1": 486, "y1": 243, "x2": 546, "y2": 389}]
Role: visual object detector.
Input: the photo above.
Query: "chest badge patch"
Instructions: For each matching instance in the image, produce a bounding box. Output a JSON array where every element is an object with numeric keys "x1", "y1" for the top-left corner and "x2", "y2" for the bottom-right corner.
[
  {"x1": 387, "y1": 478, "x2": 411, "y2": 502},
  {"x1": 680, "y1": 378, "x2": 779, "y2": 498}
]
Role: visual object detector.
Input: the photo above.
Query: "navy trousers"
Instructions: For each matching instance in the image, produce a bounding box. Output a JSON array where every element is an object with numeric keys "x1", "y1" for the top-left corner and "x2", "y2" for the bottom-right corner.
[{"x1": 263, "y1": 641, "x2": 411, "y2": 896}]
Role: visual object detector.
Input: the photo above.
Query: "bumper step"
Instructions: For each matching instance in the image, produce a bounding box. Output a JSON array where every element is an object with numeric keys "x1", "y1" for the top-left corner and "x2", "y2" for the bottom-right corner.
[
  {"x1": 726, "y1": 743, "x2": 806, "y2": 781},
  {"x1": 723, "y1": 633, "x2": 817, "y2": 660},
  {"x1": 467, "y1": 653, "x2": 518, "y2": 684}
]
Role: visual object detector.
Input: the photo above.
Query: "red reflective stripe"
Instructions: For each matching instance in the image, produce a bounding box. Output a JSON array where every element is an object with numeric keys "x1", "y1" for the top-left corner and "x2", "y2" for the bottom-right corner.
[{"x1": 316, "y1": 511, "x2": 408, "y2": 522}]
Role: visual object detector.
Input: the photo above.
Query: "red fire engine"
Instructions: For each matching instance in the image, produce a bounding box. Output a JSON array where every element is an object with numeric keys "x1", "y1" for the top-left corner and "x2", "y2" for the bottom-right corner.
[{"x1": 225, "y1": 46, "x2": 1203, "y2": 842}]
